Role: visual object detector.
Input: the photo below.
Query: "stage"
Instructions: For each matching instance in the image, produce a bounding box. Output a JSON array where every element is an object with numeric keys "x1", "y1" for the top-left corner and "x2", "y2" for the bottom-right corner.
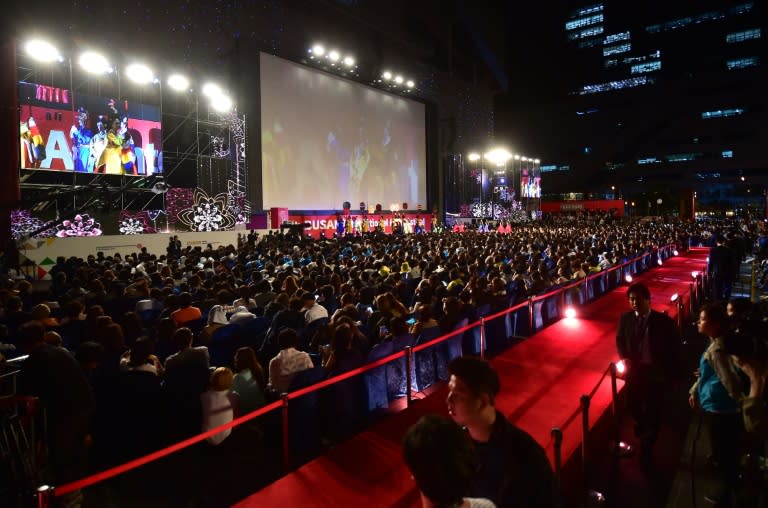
[{"x1": 233, "y1": 248, "x2": 709, "y2": 507}]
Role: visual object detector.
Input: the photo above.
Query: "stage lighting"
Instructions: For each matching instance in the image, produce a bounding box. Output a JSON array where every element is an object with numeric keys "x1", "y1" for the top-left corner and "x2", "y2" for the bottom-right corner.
[
  {"x1": 79, "y1": 51, "x2": 111, "y2": 74},
  {"x1": 534, "y1": 158, "x2": 540, "y2": 163},
  {"x1": 167, "y1": 74, "x2": 189, "y2": 92},
  {"x1": 673, "y1": 250, "x2": 679, "y2": 256},
  {"x1": 25, "y1": 39, "x2": 62, "y2": 63},
  {"x1": 211, "y1": 94, "x2": 233, "y2": 112},
  {"x1": 343, "y1": 56, "x2": 355, "y2": 67},
  {"x1": 624, "y1": 274, "x2": 633, "y2": 283},
  {"x1": 406, "y1": 80, "x2": 415, "y2": 88},
  {"x1": 484, "y1": 149, "x2": 512, "y2": 166},
  {"x1": 382, "y1": 71, "x2": 392, "y2": 80},
  {"x1": 312, "y1": 44, "x2": 325, "y2": 56},
  {"x1": 521, "y1": 157, "x2": 528, "y2": 161},
  {"x1": 468, "y1": 153, "x2": 481, "y2": 162},
  {"x1": 657, "y1": 259, "x2": 663, "y2": 266},
  {"x1": 202, "y1": 82, "x2": 223, "y2": 98},
  {"x1": 616, "y1": 359, "x2": 626, "y2": 375},
  {"x1": 691, "y1": 271, "x2": 699, "y2": 279},
  {"x1": 564, "y1": 307, "x2": 577, "y2": 319},
  {"x1": 394, "y1": 75, "x2": 403, "y2": 84},
  {"x1": 126, "y1": 63, "x2": 154, "y2": 84},
  {"x1": 670, "y1": 293, "x2": 679, "y2": 303},
  {"x1": 328, "y1": 50, "x2": 339, "y2": 62},
  {"x1": 514, "y1": 154, "x2": 520, "y2": 160}
]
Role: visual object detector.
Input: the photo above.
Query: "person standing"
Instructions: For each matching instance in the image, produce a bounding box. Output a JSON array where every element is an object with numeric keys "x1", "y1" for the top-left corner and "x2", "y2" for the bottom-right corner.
[
  {"x1": 615, "y1": 283, "x2": 681, "y2": 461},
  {"x1": 446, "y1": 357, "x2": 558, "y2": 508},
  {"x1": 708, "y1": 235, "x2": 738, "y2": 301}
]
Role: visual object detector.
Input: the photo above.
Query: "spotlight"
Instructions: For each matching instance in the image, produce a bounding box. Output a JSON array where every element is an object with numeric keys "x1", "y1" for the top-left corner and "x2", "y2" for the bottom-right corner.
[
  {"x1": 534, "y1": 158, "x2": 540, "y2": 163},
  {"x1": 514, "y1": 155, "x2": 520, "y2": 160},
  {"x1": 624, "y1": 274, "x2": 633, "y2": 283},
  {"x1": 167, "y1": 74, "x2": 189, "y2": 91},
  {"x1": 616, "y1": 359, "x2": 626, "y2": 375},
  {"x1": 467, "y1": 153, "x2": 481, "y2": 162},
  {"x1": 382, "y1": 71, "x2": 392, "y2": 80},
  {"x1": 670, "y1": 293, "x2": 679, "y2": 303},
  {"x1": 521, "y1": 157, "x2": 528, "y2": 161},
  {"x1": 394, "y1": 75, "x2": 403, "y2": 84},
  {"x1": 657, "y1": 259, "x2": 663, "y2": 266},
  {"x1": 79, "y1": 51, "x2": 111, "y2": 74},
  {"x1": 211, "y1": 94, "x2": 232, "y2": 112},
  {"x1": 311, "y1": 44, "x2": 325, "y2": 56},
  {"x1": 564, "y1": 307, "x2": 577, "y2": 319},
  {"x1": 202, "y1": 82, "x2": 223, "y2": 98},
  {"x1": 25, "y1": 39, "x2": 61, "y2": 63},
  {"x1": 125, "y1": 63, "x2": 154, "y2": 84},
  {"x1": 673, "y1": 249, "x2": 679, "y2": 256},
  {"x1": 406, "y1": 80, "x2": 415, "y2": 88},
  {"x1": 691, "y1": 271, "x2": 699, "y2": 279},
  {"x1": 328, "y1": 50, "x2": 339, "y2": 62},
  {"x1": 343, "y1": 56, "x2": 355, "y2": 67}
]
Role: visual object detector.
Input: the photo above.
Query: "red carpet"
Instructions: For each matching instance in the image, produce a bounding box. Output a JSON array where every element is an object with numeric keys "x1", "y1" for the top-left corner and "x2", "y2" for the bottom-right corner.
[{"x1": 234, "y1": 248, "x2": 708, "y2": 507}]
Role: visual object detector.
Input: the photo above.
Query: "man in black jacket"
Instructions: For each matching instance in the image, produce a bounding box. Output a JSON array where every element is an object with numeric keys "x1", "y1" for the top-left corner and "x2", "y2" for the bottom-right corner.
[
  {"x1": 447, "y1": 356, "x2": 559, "y2": 508},
  {"x1": 616, "y1": 283, "x2": 680, "y2": 460},
  {"x1": 708, "y1": 235, "x2": 738, "y2": 300}
]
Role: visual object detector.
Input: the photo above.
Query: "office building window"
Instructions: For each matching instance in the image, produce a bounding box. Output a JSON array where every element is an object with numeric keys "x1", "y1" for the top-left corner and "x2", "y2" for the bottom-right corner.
[
  {"x1": 726, "y1": 57, "x2": 759, "y2": 70},
  {"x1": 604, "y1": 59, "x2": 618, "y2": 68},
  {"x1": 701, "y1": 108, "x2": 744, "y2": 119},
  {"x1": 568, "y1": 26, "x2": 604, "y2": 40},
  {"x1": 603, "y1": 43, "x2": 631, "y2": 56},
  {"x1": 623, "y1": 50, "x2": 661, "y2": 64},
  {"x1": 631, "y1": 60, "x2": 662, "y2": 74},
  {"x1": 665, "y1": 153, "x2": 702, "y2": 162},
  {"x1": 571, "y1": 4, "x2": 603, "y2": 17},
  {"x1": 578, "y1": 38, "x2": 602, "y2": 48},
  {"x1": 726, "y1": 28, "x2": 761, "y2": 43},
  {"x1": 721, "y1": 150, "x2": 734, "y2": 158},
  {"x1": 604, "y1": 31, "x2": 630, "y2": 44},
  {"x1": 646, "y1": 4, "x2": 752, "y2": 33},
  {"x1": 579, "y1": 76, "x2": 651, "y2": 95},
  {"x1": 638, "y1": 157, "x2": 658, "y2": 165},
  {"x1": 565, "y1": 14, "x2": 604, "y2": 31}
]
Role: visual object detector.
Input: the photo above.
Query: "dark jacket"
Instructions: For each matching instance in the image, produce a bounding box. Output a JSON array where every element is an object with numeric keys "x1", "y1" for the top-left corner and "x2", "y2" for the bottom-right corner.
[{"x1": 616, "y1": 309, "x2": 680, "y2": 380}]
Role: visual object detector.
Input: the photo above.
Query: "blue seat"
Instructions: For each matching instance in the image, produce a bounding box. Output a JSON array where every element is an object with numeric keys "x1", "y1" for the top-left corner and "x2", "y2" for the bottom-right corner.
[
  {"x1": 208, "y1": 324, "x2": 242, "y2": 368},
  {"x1": 414, "y1": 327, "x2": 441, "y2": 391},
  {"x1": 387, "y1": 334, "x2": 416, "y2": 400},
  {"x1": 364, "y1": 342, "x2": 394, "y2": 412},
  {"x1": 436, "y1": 319, "x2": 467, "y2": 380}
]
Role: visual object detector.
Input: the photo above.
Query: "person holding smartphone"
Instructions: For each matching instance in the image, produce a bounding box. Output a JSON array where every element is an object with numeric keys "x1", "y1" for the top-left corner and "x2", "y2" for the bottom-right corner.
[{"x1": 410, "y1": 304, "x2": 438, "y2": 338}]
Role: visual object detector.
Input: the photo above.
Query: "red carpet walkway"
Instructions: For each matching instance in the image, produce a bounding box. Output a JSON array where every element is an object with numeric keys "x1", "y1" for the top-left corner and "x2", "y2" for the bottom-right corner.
[{"x1": 235, "y1": 248, "x2": 708, "y2": 508}]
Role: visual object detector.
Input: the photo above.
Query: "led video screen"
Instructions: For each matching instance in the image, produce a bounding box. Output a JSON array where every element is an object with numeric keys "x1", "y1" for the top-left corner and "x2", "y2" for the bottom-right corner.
[
  {"x1": 260, "y1": 53, "x2": 427, "y2": 210},
  {"x1": 521, "y1": 167, "x2": 541, "y2": 199},
  {"x1": 19, "y1": 81, "x2": 162, "y2": 175}
]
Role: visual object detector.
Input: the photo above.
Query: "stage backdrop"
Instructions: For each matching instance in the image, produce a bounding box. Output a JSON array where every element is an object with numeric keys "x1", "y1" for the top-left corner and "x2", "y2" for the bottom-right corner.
[
  {"x1": 288, "y1": 212, "x2": 431, "y2": 239},
  {"x1": 260, "y1": 53, "x2": 427, "y2": 211}
]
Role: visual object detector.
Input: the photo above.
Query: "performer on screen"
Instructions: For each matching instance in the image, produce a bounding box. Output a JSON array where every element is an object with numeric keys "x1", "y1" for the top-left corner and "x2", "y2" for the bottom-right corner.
[
  {"x1": 20, "y1": 117, "x2": 46, "y2": 168},
  {"x1": 88, "y1": 116, "x2": 108, "y2": 173},
  {"x1": 118, "y1": 116, "x2": 138, "y2": 175},
  {"x1": 336, "y1": 215, "x2": 345, "y2": 238},
  {"x1": 70, "y1": 107, "x2": 92, "y2": 172},
  {"x1": 96, "y1": 118, "x2": 124, "y2": 174}
]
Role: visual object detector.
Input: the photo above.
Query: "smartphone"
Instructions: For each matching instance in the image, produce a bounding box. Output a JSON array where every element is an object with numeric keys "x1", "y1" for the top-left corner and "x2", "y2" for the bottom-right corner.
[{"x1": 406, "y1": 318, "x2": 416, "y2": 326}]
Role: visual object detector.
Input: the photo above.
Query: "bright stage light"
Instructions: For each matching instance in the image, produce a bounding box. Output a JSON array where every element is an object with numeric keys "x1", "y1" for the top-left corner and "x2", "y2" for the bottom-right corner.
[
  {"x1": 514, "y1": 154, "x2": 520, "y2": 160},
  {"x1": 564, "y1": 307, "x2": 577, "y2": 319},
  {"x1": 521, "y1": 157, "x2": 528, "y2": 161},
  {"x1": 211, "y1": 94, "x2": 233, "y2": 112},
  {"x1": 657, "y1": 258, "x2": 663, "y2": 266},
  {"x1": 625, "y1": 274, "x2": 633, "y2": 283},
  {"x1": 25, "y1": 39, "x2": 62, "y2": 63},
  {"x1": 79, "y1": 51, "x2": 111, "y2": 74},
  {"x1": 312, "y1": 44, "x2": 325, "y2": 56},
  {"x1": 534, "y1": 158, "x2": 540, "y2": 163},
  {"x1": 468, "y1": 153, "x2": 481, "y2": 162},
  {"x1": 382, "y1": 71, "x2": 392, "y2": 80},
  {"x1": 167, "y1": 74, "x2": 189, "y2": 91},
  {"x1": 670, "y1": 293, "x2": 679, "y2": 303},
  {"x1": 202, "y1": 82, "x2": 223, "y2": 98},
  {"x1": 673, "y1": 249, "x2": 679, "y2": 256},
  {"x1": 343, "y1": 56, "x2": 355, "y2": 67},
  {"x1": 484, "y1": 148, "x2": 512, "y2": 166},
  {"x1": 616, "y1": 359, "x2": 626, "y2": 375},
  {"x1": 691, "y1": 271, "x2": 699, "y2": 279},
  {"x1": 126, "y1": 63, "x2": 154, "y2": 84},
  {"x1": 406, "y1": 80, "x2": 415, "y2": 88},
  {"x1": 328, "y1": 50, "x2": 340, "y2": 62},
  {"x1": 394, "y1": 75, "x2": 403, "y2": 84}
]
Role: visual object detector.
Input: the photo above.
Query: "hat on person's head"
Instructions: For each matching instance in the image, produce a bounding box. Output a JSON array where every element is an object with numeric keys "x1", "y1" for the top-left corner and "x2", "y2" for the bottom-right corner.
[
  {"x1": 400, "y1": 262, "x2": 411, "y2": 274},
  {"x1": 208, "y1": 305, "x2": 228, "y2": 325}
]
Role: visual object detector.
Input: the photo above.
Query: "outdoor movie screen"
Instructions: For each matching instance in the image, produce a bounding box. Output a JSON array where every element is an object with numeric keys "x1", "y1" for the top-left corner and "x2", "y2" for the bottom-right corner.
[
  {"x1": 18, "y1": 81, "x2": 162, "y2": 175},
  {"x1": 260, "y1": 52, "x2": 427, "y2": 210},
  {"x1": 521, "y1": 167, "x2": 541, "y2": 199}
]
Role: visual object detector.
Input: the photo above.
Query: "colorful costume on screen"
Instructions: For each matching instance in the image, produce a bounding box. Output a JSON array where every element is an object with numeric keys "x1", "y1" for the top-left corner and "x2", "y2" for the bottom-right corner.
[
  {"x1": 70, "y1": 119, "x2": 92, "y2": 173},
  {"x1": 97, "y1": 130, "x2": 124, "y2": 174},
  {"x1": 20, "y1": 118, "x2": 45, "y2": 168}
]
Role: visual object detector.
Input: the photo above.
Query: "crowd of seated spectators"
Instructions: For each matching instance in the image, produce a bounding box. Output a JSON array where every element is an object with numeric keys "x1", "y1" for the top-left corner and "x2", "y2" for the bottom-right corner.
[{"x1": 0, "y1": 216, "x2": 763, "y2": 477}]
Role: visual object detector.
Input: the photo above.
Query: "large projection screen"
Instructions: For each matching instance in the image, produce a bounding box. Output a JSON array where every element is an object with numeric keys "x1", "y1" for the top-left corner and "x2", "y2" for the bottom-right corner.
[{"x1": 260, "y1": 53, "x2": 427, "y2": 210}]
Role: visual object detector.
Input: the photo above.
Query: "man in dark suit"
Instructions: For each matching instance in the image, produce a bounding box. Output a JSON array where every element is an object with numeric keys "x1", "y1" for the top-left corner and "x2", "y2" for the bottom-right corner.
[
  {"x1": 708, "y1": 235, "x2": 738, "y2": 300},
  {"x1": 616, "y1": 283, "x2": 680, "y2": 460}
]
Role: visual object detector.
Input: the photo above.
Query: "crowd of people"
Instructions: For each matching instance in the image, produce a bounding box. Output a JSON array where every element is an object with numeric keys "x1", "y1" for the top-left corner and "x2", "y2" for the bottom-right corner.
[{"x1": 2, "y1": 215, "x2": 767, "y2": 506}]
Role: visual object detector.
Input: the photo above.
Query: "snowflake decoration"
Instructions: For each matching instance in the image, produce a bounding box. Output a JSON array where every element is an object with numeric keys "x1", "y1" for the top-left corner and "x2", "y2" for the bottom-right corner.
[
  {"x1": 178, "y1": 189, "x2": 236, "y2": 232},
  {"x1": 226, "y1": 180, "x2": 251, "y2": 225},
  {"x1": 118, "y1": 217, "x2": 145, "y2": 235},
  {"x1": 10, "y1": 209, "x2": 56, "y2": 240},
  {"x1": 56, "y1": 214, "x2": 102, "y2": 238}
]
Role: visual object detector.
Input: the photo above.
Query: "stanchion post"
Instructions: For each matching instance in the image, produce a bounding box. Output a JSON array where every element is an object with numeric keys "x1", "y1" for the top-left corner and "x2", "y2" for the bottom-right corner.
[
  {"x1": 479, "y1": 317, "x2": 486, "y2": 360},
  {"x1": 752, "y1": 258, "x2": 759, "y2": 303},
  {"x1": 36, "y1": 485, "x2": 54, "y2": 508},
  {"x1": 405, "y1": 346, "x2": 413, "y2": 407},
  {"x1": 551, "y1": 427, "x2": 563, "y2": 485},
  {"x1": 528, "y1": 298, "x2": 535, "y2": 335},
  {"x1": 580, "y1": 394, "x2": 591, "y2": 501},
  {"x1": 281, "y1": 393, "x2": 290, "y2": 473}
]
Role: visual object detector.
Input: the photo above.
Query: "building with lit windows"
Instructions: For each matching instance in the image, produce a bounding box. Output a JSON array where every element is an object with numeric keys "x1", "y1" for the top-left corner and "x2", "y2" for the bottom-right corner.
[{"x1": 496, "y1": 1, "x2": 768, "y2": 216}]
